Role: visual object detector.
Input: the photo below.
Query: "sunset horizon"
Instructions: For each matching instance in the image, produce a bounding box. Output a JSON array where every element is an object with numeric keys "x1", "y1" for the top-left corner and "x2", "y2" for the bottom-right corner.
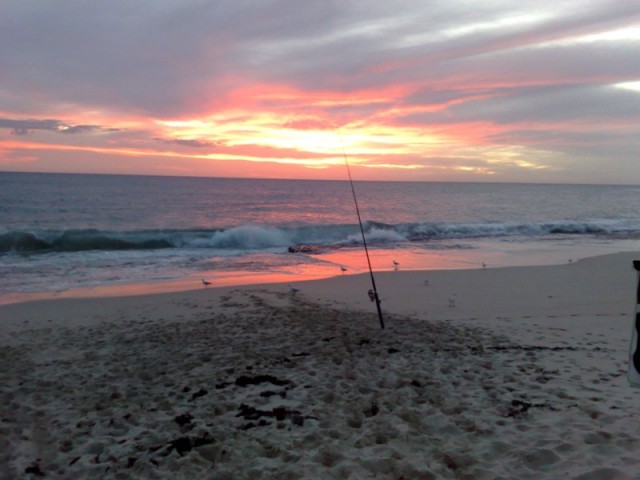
[
  {"x1": 1, "y1": 1, "x2": 639, "y2": 185},
  {"x1": 4, "y1": 168, "x2": 639, "y2": 187}
]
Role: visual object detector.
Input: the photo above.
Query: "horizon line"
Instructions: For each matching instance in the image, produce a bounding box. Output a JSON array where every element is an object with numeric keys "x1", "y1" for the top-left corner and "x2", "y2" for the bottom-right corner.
[{"x1": 0, "y1": 169, "x2": 637, "y2": 188}]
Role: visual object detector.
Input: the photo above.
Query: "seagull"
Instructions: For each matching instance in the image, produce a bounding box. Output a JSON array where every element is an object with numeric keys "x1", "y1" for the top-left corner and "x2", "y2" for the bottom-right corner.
[
  {"x1": 448, "y1": 293, "x2": 457, "y2": 307},
  {"x1": 340, "y1": 266, "x2": 348, "y2": 274},
  {"x1": 568, "y1": 259, "x2": 573, "y2": 265},
  {"x1": 202, "y1": 279, "x2": 211, "y2": 287},
  {"x1": 424, "y1": 279, "x2": 430, "y2": 286},
  {"x1": 482, "y1": 261, "x2": 487, "y2": 269},
  {"x1": 288, "y1": 284, "x2": 300, "y2": 295},
  {"x1": 392, "y1": 260, "x2": 400, "y2": 269}
]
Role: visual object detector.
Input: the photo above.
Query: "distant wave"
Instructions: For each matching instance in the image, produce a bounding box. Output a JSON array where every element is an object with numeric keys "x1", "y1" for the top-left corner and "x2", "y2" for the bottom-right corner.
[
  {"x1": 1, "y1": 219, "x2": 639, "y2": 254},
  {"x1": 0, "y1": 230, "x2": 173, "y2": 253}
]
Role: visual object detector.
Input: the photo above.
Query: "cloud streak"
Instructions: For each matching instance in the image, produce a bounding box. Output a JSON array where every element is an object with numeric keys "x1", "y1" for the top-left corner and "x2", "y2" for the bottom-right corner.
[
  {"x1": 0, "y1": 118, "x2": 116, "y2": 136},
  {"x1": 0, "y1": 0, "x2": 639, "y2": 183}
]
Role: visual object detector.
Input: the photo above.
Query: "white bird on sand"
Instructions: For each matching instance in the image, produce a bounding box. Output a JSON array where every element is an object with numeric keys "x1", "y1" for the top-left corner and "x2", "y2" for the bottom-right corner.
[
  {"x1": 202, "y1": 279, "x2": 211, "y2": 287},
  {"x1": 288, "y1": 284, "x2": 300, "y2": 295},
  {"x1": 448, "y1": 293, "x2": 457, "y2": 307}
]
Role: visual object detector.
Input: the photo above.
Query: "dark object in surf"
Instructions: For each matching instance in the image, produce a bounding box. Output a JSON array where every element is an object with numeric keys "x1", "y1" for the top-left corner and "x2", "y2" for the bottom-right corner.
[{"x1": 288, "y1": 245, "x2": 318, "y2": 253}]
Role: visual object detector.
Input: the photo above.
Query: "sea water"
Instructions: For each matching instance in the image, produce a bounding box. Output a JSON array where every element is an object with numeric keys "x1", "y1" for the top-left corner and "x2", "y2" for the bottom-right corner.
[{"x1": 1, "y1": 172, "x2": 640, "y2": 303}]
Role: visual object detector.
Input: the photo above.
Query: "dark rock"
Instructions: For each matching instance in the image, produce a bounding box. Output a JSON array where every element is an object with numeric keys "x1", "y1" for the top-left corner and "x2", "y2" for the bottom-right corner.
[
  {"x1": 167, "y1": 433, "x2": 214, "y2": 456},
  {"x1": 273, "y1": 407, "x2": 287, "y2": 421},
  {"x1": 174, "y1": 413, "x2": 194, "y2": 427},
  {"x1": 192, "y1": 433, "x2": 215, "y2": 448},
  {"x1": 505, "y1": 399, "x2": 555, "y2": 418},
  {"x1": 364, "y1": 401, "x2": 380, "y2": 417},
  {"x1": 236, "y1": 404, "x2": 302, "y2": 422},
  {"x1": 190, "y1": 388, "x2": 208, "y2": 401},
  {"x1": 235, "y1": 375, "x2": 290, "y2": 388},
  {"x1": 259, "y1": 390, "x2": 286, "y2": 398},
  {"x1": 25, "y1": 463, "x2": 44, "y2": 476},
  {"x1": 240, "y1": 419, "x2": 271, "y2": 430},
  {"x1": 170, "y1": 437, "x2": 193, "y2": 456}
]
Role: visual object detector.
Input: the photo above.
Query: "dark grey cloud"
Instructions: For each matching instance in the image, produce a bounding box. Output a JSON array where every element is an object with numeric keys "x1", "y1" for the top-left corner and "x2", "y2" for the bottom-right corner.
[
  {"x1": 155, "y1": 137, "x2": 217, "y2": 148},
  {"x1": 491, "y1": 128, "x2": 640, "y2": 167},
  {"x1": 0, "y1": 118, "x2": 61, "y2": 135},
  {"x1": 0, "y1": 1, "x2": 353, "y2": 115},
  {"x1": 400, "y1": 84, "x2": 640, "y2": 126},
  {"x1": 0, "y1": 118, "x2": 116, "y2": 135},
  {"x1": 1, "y1": 0, "x2": 639, "y2": 117}
]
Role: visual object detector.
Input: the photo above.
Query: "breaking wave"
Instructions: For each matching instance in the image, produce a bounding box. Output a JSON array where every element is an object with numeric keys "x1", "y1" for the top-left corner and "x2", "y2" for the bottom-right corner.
[{"x1": 1, "y1": 218, "x2": 639, "y2": 255}]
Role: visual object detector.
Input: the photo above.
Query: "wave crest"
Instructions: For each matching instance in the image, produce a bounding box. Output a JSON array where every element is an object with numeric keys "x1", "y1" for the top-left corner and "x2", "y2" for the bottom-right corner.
[{"x1": 1, "y1": 218, "x2": 638, "y2": 255}]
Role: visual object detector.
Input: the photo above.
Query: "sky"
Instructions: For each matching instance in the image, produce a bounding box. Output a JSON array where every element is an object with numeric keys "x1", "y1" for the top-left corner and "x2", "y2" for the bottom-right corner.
[{"x1": 1, "y1": 1, "x2": 639, "y2": 184}]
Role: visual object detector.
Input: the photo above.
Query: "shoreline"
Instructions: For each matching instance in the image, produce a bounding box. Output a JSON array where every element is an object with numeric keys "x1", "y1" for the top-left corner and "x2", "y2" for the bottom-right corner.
[
  {"x1": 1, "y1": 251, "x2": 638, "y2": 330},
  {"x1": 2, "y1": 242, "x2": 638, "y2": 308},
  {"x1": 2, "y1": 250, "x2": 638, "y2": 338},
  {"x1": 2, "y1": 251, "x2": 640, "y2": 479}
]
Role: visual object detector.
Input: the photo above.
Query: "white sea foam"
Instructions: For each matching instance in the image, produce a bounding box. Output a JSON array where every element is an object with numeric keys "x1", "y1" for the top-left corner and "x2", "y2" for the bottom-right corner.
[{"x1": 199, "y1": 225, "x2": 292, "y2": 249}]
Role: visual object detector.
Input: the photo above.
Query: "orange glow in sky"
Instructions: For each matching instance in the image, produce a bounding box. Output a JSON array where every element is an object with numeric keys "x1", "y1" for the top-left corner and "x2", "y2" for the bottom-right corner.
[{"x1": 1, "y1": 2, "x2": 639, "y2": 183}]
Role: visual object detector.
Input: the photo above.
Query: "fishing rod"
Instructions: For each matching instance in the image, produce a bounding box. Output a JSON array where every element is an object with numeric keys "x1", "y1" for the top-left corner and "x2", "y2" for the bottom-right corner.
[{"x1": 340, "y1": 140, "x2": 385, "y2": 329}]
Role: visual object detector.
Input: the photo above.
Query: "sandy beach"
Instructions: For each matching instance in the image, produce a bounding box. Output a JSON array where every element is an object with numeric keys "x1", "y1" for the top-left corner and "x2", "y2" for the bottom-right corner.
[{"x1": 2, "y1": 251, "x2": 640, "y2": 479}]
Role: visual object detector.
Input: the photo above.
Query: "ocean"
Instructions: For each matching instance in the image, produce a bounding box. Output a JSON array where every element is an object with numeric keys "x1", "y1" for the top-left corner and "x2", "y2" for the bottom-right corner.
[{"x1": 2, "y1": 172, "x2": 640, "y2": 303}]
